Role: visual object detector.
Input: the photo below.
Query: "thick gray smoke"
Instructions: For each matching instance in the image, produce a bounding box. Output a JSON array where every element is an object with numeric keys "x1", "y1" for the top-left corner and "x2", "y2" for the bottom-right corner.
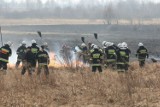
[{"x1": 0, "y1": 0, "x2": 160, "y2": 19}]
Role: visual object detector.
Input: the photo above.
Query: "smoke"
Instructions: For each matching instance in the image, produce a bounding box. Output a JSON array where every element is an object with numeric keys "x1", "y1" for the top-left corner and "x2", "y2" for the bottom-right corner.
[{"x1": 1, "y1": 0, "x2": 159, "y2": 19}]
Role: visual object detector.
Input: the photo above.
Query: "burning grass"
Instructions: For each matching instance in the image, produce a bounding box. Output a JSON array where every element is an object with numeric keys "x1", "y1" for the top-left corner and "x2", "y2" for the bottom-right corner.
[{"x1": 0, "y1": 62, "x2": 160, "y2": 107}]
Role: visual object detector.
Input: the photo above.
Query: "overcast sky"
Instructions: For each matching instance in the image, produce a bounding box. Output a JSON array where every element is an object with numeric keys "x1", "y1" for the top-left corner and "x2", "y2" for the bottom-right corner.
[{"x1": 4, "y1": 0, "x2": 160, "y2": 4}]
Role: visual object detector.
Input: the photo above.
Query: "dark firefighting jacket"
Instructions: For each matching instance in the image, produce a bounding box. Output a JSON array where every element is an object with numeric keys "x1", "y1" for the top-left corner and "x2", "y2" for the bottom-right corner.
[
  {"x1": 36, "y1": 50, "x2": 49, "y2": 65},
  {"x1": 80, "y1": 46, "x2": 88, "y2": 55},
  {"x1": 16, "y1": 45, "x2": 26, "y2": 60},
  {"x1": 90, "y1": 49, "x2": 103, "y2": 66},
  {"x1": 136, "y1": 46, "x2": 148, "y2": 61},
  {"x1": 31, "y1": 43, "x2": 39, "y2": 58},
  {"x1": 105, "y1": 46, "x2": 117, "y2": 62},
  {"x1": 117, "y1": 48, "x2": 131, "y2": 64},
  {"x1": 24, "y1": 50, "x2": 35, "y2": 63},
  {"x1": 0, "y1": 44, "x2": 12, "y2": 63}
]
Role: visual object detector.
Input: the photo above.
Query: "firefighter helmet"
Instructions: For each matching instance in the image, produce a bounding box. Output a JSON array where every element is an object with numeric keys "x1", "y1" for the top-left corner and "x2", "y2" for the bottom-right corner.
[
  {"x1": 93, "y1": 45, "x2": 98, "y2": 49},
  {"x1": 117, "y1": 43, "x2": 122, "y2": 48},
  {"x1": 108, "y1": 42, "x2": 114, "y2": 46},
  {"x1": 22, "y1": 41, "x2": 26, "y2": 45},
  {"x1": 91, "y1": 44, "x2": 95, "y2": 48},
  {"x1": 102, "y1": 41, "x2": 107, "y2": 46},
  {"x1": 43, "y1": 42, "x2": 48, "y2": 46},
  {"x1": 105, "y1": 42, "x2": 110, "y2": 47},
  {"x1": 6, "y1": 41, "x2": 12, "y2": 46},
  {"x1": 122, "y1": 42, "x2": 128, "y2": 48},
  {"x1": 81, "y1": 43, "x2": 86, "y2": 47},
  {"x1": 31, "y1": 39, "x2": 36, "y2": 44},
  {"x1": 138, "y1": 42, "x2": 143, "y2": 47}
]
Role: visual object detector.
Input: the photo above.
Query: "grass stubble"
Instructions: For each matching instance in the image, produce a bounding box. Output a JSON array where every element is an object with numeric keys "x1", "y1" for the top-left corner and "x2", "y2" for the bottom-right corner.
[{"x1": 0, "y1": 62, "x2": 160, "y2": 107}]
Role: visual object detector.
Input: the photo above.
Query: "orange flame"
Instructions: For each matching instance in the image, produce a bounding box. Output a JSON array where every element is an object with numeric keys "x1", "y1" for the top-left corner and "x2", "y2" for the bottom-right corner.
[
  {"x1": 49, "y1": 52, "x2": 62, "y2": 68},
  {"x1": 49, "y1": 52, "x2": 87, "y2": 68},
  {"x1": 7, "y1": 52, "x2": 87, "y2": 69}
]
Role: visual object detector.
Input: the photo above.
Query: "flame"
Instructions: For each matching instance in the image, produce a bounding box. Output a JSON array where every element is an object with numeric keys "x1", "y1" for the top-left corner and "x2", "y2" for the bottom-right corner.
[
  {"x1": 8, "y1": 63, "x2": 15, "y2": 68},
  {"x1": 49, "y1": 52, "x2": 87, "y2": 68},
  {"x1": 49, "y1": 52, "x2": 62, "y2": 68},
  {"x1": 7, "y1": 52, "x2": 88, "y2": 69}
]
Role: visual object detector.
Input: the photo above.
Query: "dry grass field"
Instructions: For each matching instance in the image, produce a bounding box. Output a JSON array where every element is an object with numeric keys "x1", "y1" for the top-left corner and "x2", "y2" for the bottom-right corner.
[
  {"x1": 0, "y1": 62, "x2": 160, "y2": 107},
  {"x1": 0, "y1": 18, "x2": 160, "y2": 107}
]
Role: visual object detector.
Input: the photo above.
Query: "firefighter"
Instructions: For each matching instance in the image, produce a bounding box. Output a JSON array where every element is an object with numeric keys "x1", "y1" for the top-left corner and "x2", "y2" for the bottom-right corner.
[
  {"x1": 104, "y1": 42, "x2": 117, "y2": 68},
  {"x1": 0, "y1": 41, "x2": 12, "y2": 74},
  {"x1": 80, "y1": 43, "x2": 88, "y2": 64},
  {"x1": 60, "y1": 44, "x2": 72, "y2": 66},
  {"x1": 102, "y1": 41, "x2": 107, "y2": 49},
  {"x1": 21, "y1": 46, "x2": 35, "y2": 76},
  {"x1": 37, "y1": 45, "x2": 50, "y2": 79},
  {"x1": 88, "y1": 42, "x2": 92, "y2": 50},
  {"x1": 102, "y1": 41, "x2": 108, "y2": 54},
  {"x1": 122, "y1": 42, "x2": 131, "y2": 62},
  {"x1": 31, "y1": 39, "x2": 39, "y2": 71},
  {"x1": 15, "y1": 41, "x2": 27, "y2": 68},
  {"x1": 90, "y1": 45, "x2": 103, "y2": 73},
  {"x1": 117, "y1": 43, "x2": 122, "y2": 49},
  {"x1": 90, "y1": 44, "x2": 95, "y2": 50},
  {"x1": 43, "y1": 42, "x2": 49, "y2": 52},
  {"x1": 116, "y1": 42, "x2": 131, "y2": 72},
  {"x1": 136, "y1": 42, "x2": 149, "y2": 67}
]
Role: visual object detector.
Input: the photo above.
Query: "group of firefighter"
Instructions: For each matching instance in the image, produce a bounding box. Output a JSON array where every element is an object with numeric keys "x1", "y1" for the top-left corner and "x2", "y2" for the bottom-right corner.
[
  {"x1": 0, "y1": 40, "x2": 50, "y2": 78},
  {"x1": 77, "y1": 41, "x2": 149, "y2": 72},
  {"x1": 0, "y1": 39, "x2": 149, "y2": 77}
]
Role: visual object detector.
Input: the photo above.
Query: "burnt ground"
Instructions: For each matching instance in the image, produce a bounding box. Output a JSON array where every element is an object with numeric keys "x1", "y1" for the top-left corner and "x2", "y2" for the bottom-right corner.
[{"x1": 1, "y1": 24, "x2": 160, "y2": 63}]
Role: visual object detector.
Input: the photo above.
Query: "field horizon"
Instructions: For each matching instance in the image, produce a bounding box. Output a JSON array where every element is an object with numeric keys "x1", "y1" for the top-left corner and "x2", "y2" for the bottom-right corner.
[{"x1": 1, "y1": 18, "x2": 160, "y2": 25}]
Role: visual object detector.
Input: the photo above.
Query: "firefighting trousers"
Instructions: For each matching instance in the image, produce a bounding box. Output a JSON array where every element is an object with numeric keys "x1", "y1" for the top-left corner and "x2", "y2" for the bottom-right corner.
[
  {"x1": 0, "y1": 61, "x2": 7, "y2": 70},
  {"x1": 16, "y1": 58, "x2": 22, "y2": 68},
  {"x1": 104, "y1": 59, "x2": 116, "y2": 68},
  {"x1": 139, "y1": 59, "x2": 145, "y2": 67},
  {"x1": 21, "y1": 62, "x2": 32, "y2": 75},
  {"x1": 32, "y1": 60, "x2": 37, "y2": 68},
  {"x1": 37, "y1": 65, "x2": 49, "y2": 76},
  {"x1": 92, "y1": 66, "x2": 102, "y2": 72},
  {"x1": 117, "y1": 63, "x2": 129, "y2": 72}
]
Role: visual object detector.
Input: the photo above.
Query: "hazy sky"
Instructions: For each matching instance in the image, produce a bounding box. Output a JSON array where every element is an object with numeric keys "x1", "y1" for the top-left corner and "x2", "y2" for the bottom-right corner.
[
  {"x1": 4, "y1": 0, "x2": 160, "y2": 3},
  {"x1": 5, "y1": 0, "x2": 160, "y2": 3}
]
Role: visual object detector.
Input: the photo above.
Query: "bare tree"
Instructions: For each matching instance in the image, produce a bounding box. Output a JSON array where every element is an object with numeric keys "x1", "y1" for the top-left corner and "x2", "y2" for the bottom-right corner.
[
  {"x1": 25, "y1": 0, "x2": 34, "y2": 10},
  {"x1": 36, "y1": 0, "x2": 43, "y2": 9},
  {"x1": 104, "y1": 2, "x2": 114, "y2": 25},
  {"x1": 45, "y1": 0, "x2": 56, "y2": 9}
]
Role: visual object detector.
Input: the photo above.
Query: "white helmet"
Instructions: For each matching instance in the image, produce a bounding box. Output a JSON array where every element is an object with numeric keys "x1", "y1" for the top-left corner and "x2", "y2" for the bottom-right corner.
[
  {"x1": 22, "y1": 41, "x2": 26, "y2": 45},
  {"x1": 122, "y1": 42, "x2": 128, "y2": 49},
  {"x1": 31, "y1": 39, "x2": 36, "y2": 44},
  {"x1": 108, "y1": 42, "x2": 114, "y2": 46},
  {"x1": 91, "y1": 44, "x2": 95, "y2": 48},
  {"x1": 75, "y1": 46, "x2": 82, "y2": 53},
  {"x1": 81, "y1": 43, "x2": 86, "y2": 47},
  {"x1": 6, "y1": 41, "x2": 12, "y2": 46},
  {"x1": 117, "y1": 43, "x2": 122, "y2": 48},
  {"x1": 105, "y1": 42, "x2": 110, "y2": 47},
  {"x1": 43, "y1": 42, "x2": 48, "y2": 46},
  {"x1": 94, "y1": 45, "x2": 99, "y2": 49},
  {"x1": 102, "y1": 41, "x2": 107, "y2": 46},
  {"x1": 138, "y1": 42, "x2": 143, "y2": 47}
]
